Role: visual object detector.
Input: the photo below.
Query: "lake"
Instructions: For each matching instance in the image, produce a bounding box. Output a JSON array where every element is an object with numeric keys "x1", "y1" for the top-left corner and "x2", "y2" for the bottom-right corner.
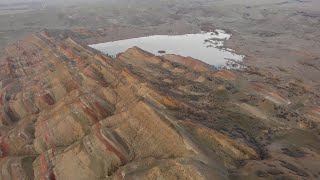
[{"x1": 89, "y1": 30, "x2": 244, "y2": 67}]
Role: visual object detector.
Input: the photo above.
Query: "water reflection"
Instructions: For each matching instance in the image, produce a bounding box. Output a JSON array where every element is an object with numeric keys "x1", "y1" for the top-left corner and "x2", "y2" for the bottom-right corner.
[{"x1": 89, "y1": 30, "x2": 244, "y2": 67}]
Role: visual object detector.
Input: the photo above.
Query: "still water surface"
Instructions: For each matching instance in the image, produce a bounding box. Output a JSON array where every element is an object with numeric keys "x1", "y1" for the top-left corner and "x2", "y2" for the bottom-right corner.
[{"x1": 89, "y1": 30, "x2": 244, "y2": 66}]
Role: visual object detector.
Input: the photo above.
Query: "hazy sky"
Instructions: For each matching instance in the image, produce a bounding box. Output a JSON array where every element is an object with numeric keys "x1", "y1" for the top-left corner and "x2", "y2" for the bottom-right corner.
[
  {"x1": 0, "y1": 0, "x2": 106, "y2": 5},
  {"x1": 0, "y1": 0, "x2": 40, "y2": 3}
]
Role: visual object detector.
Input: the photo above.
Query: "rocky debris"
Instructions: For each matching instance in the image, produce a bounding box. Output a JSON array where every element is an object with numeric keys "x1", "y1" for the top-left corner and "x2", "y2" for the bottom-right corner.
[
  {"x1": 251, "y1": 83, "x2": 291, "y2": 105},
  {"x1": 213, "y1": 70, "x2": 237, "y2": 81},
  {"x1": 281, "y1": 147, "x2": 306, "y2": 157},
  {"x1": 280, "y1": 161, "x2": 309, "y2": 177},
  {"x1": 306, "y1": 107, "x2": 320, "y2": 123},
  {"x1": 267, "y1": 169, "x2": 283, "y2": 175},
  {"x1": 0, "y1": 31, "x2": 319, "y2": 179},
  {"x1": 162, "y1": 54, "x2": 211, "y2": 72}
]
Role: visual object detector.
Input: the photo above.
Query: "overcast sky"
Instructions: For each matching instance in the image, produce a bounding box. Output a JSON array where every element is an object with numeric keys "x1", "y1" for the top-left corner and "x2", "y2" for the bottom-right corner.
[{"x1": 0, "y1": 0, "x2": 107, "y2": 5}]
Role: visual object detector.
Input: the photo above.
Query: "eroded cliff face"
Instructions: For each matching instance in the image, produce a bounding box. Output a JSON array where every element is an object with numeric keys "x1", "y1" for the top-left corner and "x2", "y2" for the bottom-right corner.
[{"x1": 0, "y1": 32, "x2": 319, "y2": 180}]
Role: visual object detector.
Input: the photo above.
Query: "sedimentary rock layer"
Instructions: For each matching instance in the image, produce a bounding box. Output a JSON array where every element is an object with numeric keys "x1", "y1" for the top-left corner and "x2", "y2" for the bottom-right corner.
[{"x1": 0, "y1": 31, "x2": 319, "y2": 179}]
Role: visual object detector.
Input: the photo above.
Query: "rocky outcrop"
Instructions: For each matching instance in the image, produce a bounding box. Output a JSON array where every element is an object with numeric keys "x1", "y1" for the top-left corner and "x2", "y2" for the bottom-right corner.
[{"x1": 162, "y1": 54, "x2": 211, "y2": 72}]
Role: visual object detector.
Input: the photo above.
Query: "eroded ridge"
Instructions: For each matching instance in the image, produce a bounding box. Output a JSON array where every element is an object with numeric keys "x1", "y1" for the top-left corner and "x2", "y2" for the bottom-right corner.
[{"x1": 0, "y1": 31, "x2": 319, "y2": 180}]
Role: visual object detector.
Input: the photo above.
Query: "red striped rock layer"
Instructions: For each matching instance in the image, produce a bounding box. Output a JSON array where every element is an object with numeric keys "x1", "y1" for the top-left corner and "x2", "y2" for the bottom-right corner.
[
  {"x1": 0, "y1": 31, "x2": 319, "y2": 180},
  {"x1": 0, "y1": 33, "x2": 229, "y2": 179}
]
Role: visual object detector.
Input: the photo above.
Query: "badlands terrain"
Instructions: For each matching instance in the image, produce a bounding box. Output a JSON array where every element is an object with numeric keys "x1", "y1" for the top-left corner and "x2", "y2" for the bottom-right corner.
[{"x1": 0, "y1": 0, "x2": 319, "y2": 179}]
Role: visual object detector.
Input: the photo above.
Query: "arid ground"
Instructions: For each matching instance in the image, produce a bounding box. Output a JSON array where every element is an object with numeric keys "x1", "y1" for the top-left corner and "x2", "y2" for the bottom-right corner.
[{"x1": 0, "y1": 0, "x2": 319, "y2": 179}]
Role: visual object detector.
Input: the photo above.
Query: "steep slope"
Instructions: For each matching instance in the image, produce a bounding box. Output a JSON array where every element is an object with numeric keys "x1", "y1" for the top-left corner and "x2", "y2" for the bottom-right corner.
[{"x1": 0, "y1": 31, "x2": 319, "y2": 179}]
